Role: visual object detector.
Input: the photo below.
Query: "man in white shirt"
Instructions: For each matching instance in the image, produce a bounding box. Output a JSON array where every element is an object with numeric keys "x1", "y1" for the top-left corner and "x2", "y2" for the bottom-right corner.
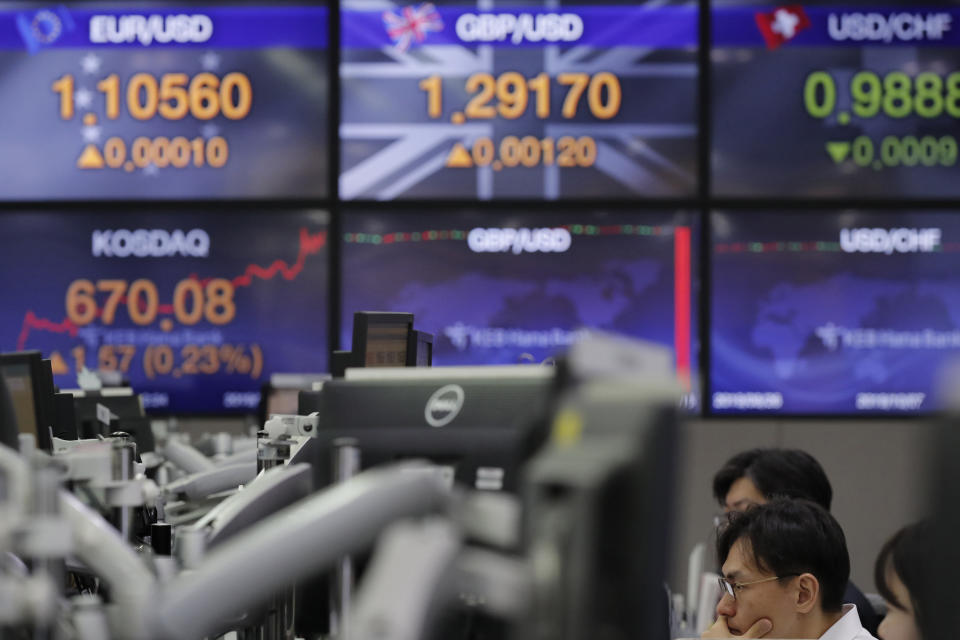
[{"x1": 701, "y1": 499, "x2": 878, "y2": 640}]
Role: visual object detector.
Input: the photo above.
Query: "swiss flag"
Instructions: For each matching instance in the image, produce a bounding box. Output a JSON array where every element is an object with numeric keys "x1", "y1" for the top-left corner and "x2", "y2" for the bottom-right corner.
[{"x1": 754, "y1": 5, "x2": 811, "y2": 50}]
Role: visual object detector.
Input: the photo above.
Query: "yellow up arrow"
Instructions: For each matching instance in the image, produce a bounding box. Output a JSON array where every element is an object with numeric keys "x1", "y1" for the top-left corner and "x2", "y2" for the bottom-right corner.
[
  {"x1": 446, "y1": 143, "x2": 473, "y2": 168},
  {"x1": 76, "y1": 144, "x2": 105, "y2": 169}
]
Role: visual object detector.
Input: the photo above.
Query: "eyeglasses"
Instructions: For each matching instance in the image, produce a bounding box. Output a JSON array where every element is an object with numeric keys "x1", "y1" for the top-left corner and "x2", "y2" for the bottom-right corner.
[
  {"x1": 713, "y1": 501, "x2": 762, "y2": 527},
  {"x1": 717, "y1": 574, "x2": 799, "y2": 601}
]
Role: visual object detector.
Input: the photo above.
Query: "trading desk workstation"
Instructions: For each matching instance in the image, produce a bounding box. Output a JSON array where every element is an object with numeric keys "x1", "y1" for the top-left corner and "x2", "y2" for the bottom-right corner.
[
  {"x1": 0, "y1": 321, "x2": 689, "y2": 640},
  {"x1": 3, "y1": 313, "x2": 953, "y2": 640}
]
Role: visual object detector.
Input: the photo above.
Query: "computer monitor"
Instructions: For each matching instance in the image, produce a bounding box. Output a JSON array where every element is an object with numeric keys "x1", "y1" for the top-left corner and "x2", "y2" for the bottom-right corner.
[
  {"x1": 265, "y1": 388, "x2": 300, "y2": 418},
  {"x1": 257, "y1": 373, "x2": 330, "y2": 427},
  {"x1": 520, "y1": 372, "x2": 680, "y2": 640},
  {"x1": 350, "y1": 312, "x2": 415, "y2": 369},
  {"x1": 406, "y1": 330, "x2": 433, "y2": 367},
  {"x1": 38, "y1": 358, "x2": 79, "y2": 443},
  {"x1": 116, "y1": 416, "x2": 155, "y2": 454},
  {"x1": 330, "y1": 351, "x2": 351, "y2": 379},
  {"x1": 0, "y1": 371, "x2": 16, "y2": 450},
  {"x1": 0, "y1": 351, "x2": 56, "y2": 450},
  {"x1": 295, "y1": 365, "x2": 556, "y2": 635},
  {"x1": 300, "y1": 366, "x2": 554, "y2": 492},
  {"x1": 38, "y1": 358, "x2": 77, "y2": 444},
  {"x1": 53, "y1": 393, "x2": 79, "y2": 442},
  {"x1": 68, "y1": 390, "x2": 149, "y2": 449},
  {"x1": 2, "y1": 363, "x2": 38, "y2": 438}
]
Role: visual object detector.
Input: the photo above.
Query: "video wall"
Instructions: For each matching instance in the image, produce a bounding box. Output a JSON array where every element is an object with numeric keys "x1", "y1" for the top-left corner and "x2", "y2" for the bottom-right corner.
[
  {"x1": 1, "y1": 0, "x2": 957, "y2": 415},
  {"x1": 712, "y1": 211, "x2": 960, "y2": 414},
  {"x1": 0, "y1": 210, "x2": 330, "y2": 413},
  {"x1": 340, "y1": 0, "x2": 698, "y2": 199},
  {"x1": 0, "y1": 2, "x2": 329, "y2": 199},
  {"x1": 342, "y1": 210, "x2": 698, "y2": 397},
  {"x1": 713, "y1": 0, "x2": 960, "y2": 198}
]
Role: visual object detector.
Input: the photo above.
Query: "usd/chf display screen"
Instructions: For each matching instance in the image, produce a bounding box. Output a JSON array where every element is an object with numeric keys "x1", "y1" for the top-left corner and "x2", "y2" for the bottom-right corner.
[
  {"x1": 712, "y1": 210, "x2": 960, "y2": 414},
  {"x1": 713, "y1": 1, "x2": 960, "y2": 198}
]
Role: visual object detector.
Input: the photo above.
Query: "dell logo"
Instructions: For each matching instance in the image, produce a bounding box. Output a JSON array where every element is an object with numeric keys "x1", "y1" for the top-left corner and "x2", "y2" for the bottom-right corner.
[{"x1": 425, "y1": 384, "x2": 465, "y2": 428}]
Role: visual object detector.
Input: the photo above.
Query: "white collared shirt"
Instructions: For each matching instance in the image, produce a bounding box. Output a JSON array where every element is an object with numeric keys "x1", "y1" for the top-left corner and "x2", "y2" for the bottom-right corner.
[{"x1": 819, "y1": 605, "x2": 879, "y2": 640}]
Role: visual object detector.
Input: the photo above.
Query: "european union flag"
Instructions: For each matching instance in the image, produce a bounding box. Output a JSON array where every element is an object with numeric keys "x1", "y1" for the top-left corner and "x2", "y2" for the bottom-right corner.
[{"x1": 16, "y1": 6, "x2": 75, "y2": 54}]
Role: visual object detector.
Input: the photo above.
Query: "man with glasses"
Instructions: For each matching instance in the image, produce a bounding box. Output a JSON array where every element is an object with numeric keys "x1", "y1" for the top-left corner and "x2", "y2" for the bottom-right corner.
[
  {"x1": 702, "y1": 499, "x2": 878, "y2": 640},
  {"x1": 712, "y1": 449, "x2": 880, "y2": 636}
]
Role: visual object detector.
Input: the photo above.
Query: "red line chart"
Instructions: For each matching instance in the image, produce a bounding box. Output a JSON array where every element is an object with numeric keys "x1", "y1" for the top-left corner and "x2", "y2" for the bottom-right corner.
[{"x1": 16, "y1": 228, "x2": 327, "y2": 351}]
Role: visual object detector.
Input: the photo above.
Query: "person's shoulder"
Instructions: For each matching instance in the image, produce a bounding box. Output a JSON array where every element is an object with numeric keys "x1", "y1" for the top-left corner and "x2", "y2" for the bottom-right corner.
[
  {"x1": 843, "y1": 581, "x2": 881, "y2": 635},
  {"x1": 847, "y1": 605, "x2": 879, "y2": 640},
  {"x1": 821, "y1": 605, "x2": 877, "y2": 640}
]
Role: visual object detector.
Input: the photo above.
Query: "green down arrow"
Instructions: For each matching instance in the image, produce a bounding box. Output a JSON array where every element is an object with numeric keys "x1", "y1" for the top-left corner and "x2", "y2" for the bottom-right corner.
[{"x1": 826, "y1": 142, "x2": 851, "y2": 164}]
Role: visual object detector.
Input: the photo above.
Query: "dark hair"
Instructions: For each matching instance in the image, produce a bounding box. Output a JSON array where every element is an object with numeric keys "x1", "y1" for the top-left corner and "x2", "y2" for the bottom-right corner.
[
  {"x1": 874, "y1": 522, "x2": 935, "y2": 639},
  {"x1": 713, "y1": 449, "x2": 833, "y2": 511},
  {"x1": 716, "y1": 499, "x2": 849, "y2": 613}
]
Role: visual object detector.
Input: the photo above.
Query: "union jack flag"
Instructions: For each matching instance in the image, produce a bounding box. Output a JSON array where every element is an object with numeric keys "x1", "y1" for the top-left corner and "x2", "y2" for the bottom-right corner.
[{"x1": 382, "y1": 3, "x2": 444, "y2": 52}]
